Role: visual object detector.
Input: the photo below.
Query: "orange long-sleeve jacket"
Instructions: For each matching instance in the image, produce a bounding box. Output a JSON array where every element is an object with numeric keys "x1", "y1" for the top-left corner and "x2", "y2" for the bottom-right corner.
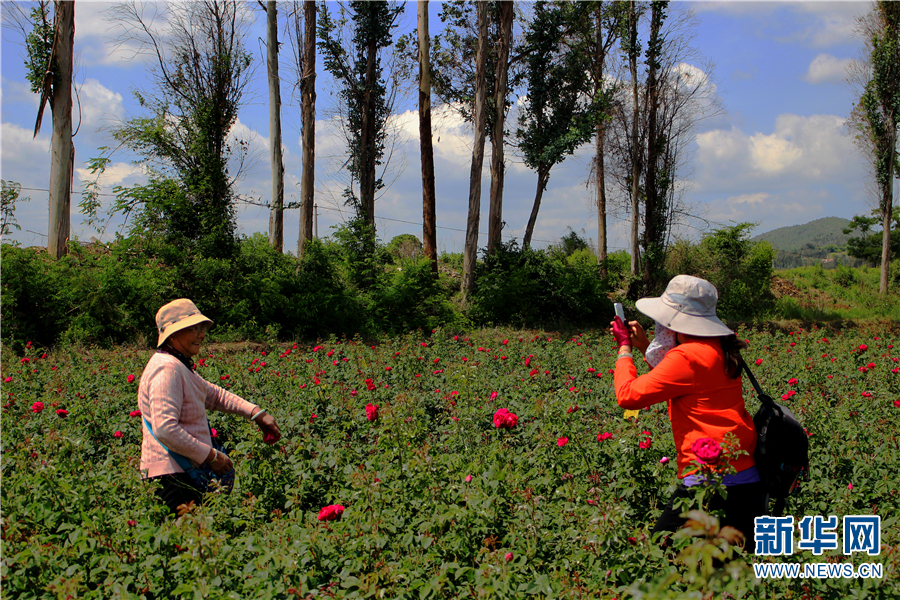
[{"x1": 614, "y1": 337, "x2": 757, "y2": 478}]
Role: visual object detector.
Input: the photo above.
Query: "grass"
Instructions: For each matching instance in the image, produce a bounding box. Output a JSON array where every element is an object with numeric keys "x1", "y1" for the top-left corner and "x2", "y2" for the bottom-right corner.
[{"x1": 774, "y1": 265, "x2": 900, "y2": 323}]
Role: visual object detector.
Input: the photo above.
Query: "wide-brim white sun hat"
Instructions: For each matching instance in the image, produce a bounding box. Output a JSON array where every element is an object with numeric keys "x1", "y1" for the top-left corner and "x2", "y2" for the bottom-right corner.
[
  {"x1": 635, "y1": 275, "x2": 734, "y2": 337},
  {"x1": 155, "y1": 298, "x2": 213, "y2": 348}
]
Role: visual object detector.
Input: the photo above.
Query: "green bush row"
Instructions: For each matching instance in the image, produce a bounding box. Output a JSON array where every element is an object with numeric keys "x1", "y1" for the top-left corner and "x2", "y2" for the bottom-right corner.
[{"x1": 2, "y1": 231, "x2": 620, "y2": 350}]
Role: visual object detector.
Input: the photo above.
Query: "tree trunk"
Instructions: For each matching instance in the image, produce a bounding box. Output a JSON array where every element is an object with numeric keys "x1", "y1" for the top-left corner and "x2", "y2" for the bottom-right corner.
[
  {"x1": 594, "y1": 5, "x2": 608, "y2": 270},
  {"x1": 359, "y1": 23, "x2": 378, "y2": 231},
  {"x1": 266, "y1": 1, "x2": 284, "y2": 252},
  {"x1": 298, "y1": 0, "x2": 316, "y2": 256},
  {"x1": 627, "y1": 2, "x2": 641, "y2": 275},
  {"x1": 418, "y1": 0, "x2": 437, "y2": 276},
  {"x1": 523, "y1": 165, "x2": 550, "y2": 249},
  {"x1": 48, "y1": 0, "x2": 74, "y2": 259},
  {"x1": 463, "y1": 2, "x2": 489, "y2": 298},
  {"x1": 881, "y1": 123, "x2": 895, "y2": 293},
  {"x1": 487, "y1": 0, "x2": 513, "y2": 254}
]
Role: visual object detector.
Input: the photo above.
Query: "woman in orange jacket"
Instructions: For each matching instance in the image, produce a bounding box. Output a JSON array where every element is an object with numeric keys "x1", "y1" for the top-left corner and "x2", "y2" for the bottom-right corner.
[{"x1": 611, "y1": 275, "x2": 765, "y2": 547}]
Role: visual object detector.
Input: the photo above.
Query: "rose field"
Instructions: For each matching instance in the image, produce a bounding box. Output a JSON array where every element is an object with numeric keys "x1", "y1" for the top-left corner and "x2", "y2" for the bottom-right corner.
[{"x1": 1, "y1": 326, "x2": 899, "y2": 599}]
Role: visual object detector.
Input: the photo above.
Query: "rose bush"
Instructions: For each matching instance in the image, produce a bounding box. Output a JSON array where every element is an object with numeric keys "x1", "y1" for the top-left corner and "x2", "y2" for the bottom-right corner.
[{"x1": 1, "y1": 326, "x2": 898, "y2": 599}]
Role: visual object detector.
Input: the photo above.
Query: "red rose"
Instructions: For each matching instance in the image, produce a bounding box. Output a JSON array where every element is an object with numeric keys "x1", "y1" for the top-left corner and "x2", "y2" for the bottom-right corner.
[
  {"x1": 597, "y1": 432, "x2": 613, "y2": 441},
  {"x1": 114, "y1": 431, "x2": 123, "y2": 438},
  {"x1": 31, "y1": 402, "x2": 44, "y2": 413},
  {"x1": 129, "y1": 409, "x2": 142, "y2": 418},
  {"x1": 557, "y1": 437, "x2": 569, "y2": 447},
  {"x1": 691, "y1": 437, "x2": 722, "y2": 464},
  {"x1": 55, "y1": 409, "x2": 69, "y2": 417},
  {"x1": 365, "y1": 403, "x2": 379, "y2": 422},
  {"x1": 493, "y1": 408, "x2": 518, "y2": 429},
  {"x1": 317, "y1": 504, "x2": 345, "y2": 522},
  {"x1": 127, "y1": 374, "x2": 135, "y2": 383}
]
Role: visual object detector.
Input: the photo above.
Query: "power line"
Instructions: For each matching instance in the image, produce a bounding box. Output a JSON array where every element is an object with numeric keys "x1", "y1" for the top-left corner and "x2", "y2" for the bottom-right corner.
[{"x1": 18, "y1": 185, "x2": 628, "y2": 249}]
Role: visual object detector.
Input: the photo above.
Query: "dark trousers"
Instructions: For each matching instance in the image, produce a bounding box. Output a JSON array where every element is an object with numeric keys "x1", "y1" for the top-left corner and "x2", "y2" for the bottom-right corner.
[
  {"x1": 149, "y1": 472, "x2": 204, "y2": 515},
  {"x1": 653, "y1": 480, "x2": 767, "y2": 549}
]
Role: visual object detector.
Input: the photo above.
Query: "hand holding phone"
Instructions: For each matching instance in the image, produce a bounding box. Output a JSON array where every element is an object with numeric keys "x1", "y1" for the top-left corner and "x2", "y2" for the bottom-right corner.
[{"x1": 614, "y1": 302, "x2": 625, "y2": 322}]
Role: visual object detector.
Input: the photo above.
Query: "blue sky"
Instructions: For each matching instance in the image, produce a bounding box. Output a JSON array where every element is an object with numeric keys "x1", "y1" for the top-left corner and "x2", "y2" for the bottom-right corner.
[{"x1": 1, "y1": 1, "x2": 890, "y2": 254}]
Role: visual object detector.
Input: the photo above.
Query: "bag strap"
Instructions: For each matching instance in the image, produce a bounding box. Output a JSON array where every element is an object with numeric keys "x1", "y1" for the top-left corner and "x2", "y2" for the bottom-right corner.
[
  {"x1": 142, "y1": 417, "x2": 197, "y2": 473},
  {"x1": 739, "y1": 356, "x2": 780, "y2": 412}
]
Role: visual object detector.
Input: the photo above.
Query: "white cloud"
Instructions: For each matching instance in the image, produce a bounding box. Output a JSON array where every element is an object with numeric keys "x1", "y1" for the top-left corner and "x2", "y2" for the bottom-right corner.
[
  {"x1": 804, "y1": 54, "x2": 853, "y2": 85},
  {"x1": 728, "y1": 192, "x2": 771, "y2": 206},
  {"x1": 76, "y1": 79, "x2": 125, "y2": 131},
  {"x1": 697, "y1": 113, "x2": 856, "y2": 185},
  {"x1": 749, "y1": 133, "x2": 803, "y2": 173},
  {"x1": 74, "y1": 161, "x2": 141, "y2": 187}
]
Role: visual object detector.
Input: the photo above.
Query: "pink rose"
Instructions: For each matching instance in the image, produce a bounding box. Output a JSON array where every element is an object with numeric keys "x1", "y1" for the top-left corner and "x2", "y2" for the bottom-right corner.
[
  {"x1": 848, "y1": 483, "x2": 853, "y2": 491},
  {"x1": 318, "y1": 504, "x2": 345, "y2": 522},
  {"x1": 114, "y1": 431, "x2": 123, "y2": 438},
  {"x1": 691, "y1": 437, "x2": 722, "y2": 464},
  {"x1": 127, "y1": 374, "x2": 135, "y2": 383},
  {"x1": 465, "y1": 474, "x2": 472, "y2": 483},
  {"x1": 4, "y1": 377, "x2": 11, "y2": 383},
  {"x1": 659, "y1": 456, "x2": 669, "y2": 464},
  {"x1": 210, "y1": 428, "x2": 218, "y2": 438},
  {"x1": 365, "y1": 403, "x2": 379, "y2": 422},
  {"x1": 505, "y1": 552, "x2": 513, "y2": 562},
  {"x1": 492, "y1": 408, "x2": 518, "y2": 429},
  {"x1": 490, "y1": 391, "x2": 498, "y2": 400},
  {"x1": 127, "y1": 520, "x2": 136, "y2": 527},
  {"x1": 557, "y1": 437, "x2": 569, "y2": 447}
]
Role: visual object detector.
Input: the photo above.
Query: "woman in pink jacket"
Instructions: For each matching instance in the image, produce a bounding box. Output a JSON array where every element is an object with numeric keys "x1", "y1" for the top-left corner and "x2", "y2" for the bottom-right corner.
[{"x1": 139, "y1": 299, "x2": 281, "y2": 514}]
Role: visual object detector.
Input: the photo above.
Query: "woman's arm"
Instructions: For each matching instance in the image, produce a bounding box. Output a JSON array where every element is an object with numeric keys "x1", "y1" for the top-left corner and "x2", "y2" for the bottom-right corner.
[
  {"x1": 614, "y1": 347, "x2": 697, "y2": 410},
  {"x1": 200, "y1": 376, "x2": 282, "y2": 444}
]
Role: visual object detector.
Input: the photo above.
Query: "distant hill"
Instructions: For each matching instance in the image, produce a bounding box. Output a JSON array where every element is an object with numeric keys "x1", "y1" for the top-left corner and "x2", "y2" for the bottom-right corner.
[
  {"x1": 752, "y1": 217, "x2": 856, "y2": 253},
  {"x1": 752, "y1": 217, "x2": 867, "y2": 269}
]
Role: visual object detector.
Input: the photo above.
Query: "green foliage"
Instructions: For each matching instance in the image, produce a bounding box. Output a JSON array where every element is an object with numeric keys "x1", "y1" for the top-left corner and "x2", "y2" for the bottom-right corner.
[
  {"x1": 1, "y1": 179, "x2": 29, "y2": 236},
  {"x1": 105, "y1": 1, "x2": 254, "y2": 260},
  {"x1": 515, "y1": 1, "x2": 601, "y2": 176},
  {"x1": 844, "y1": 206, "x2": 900, "y2": 265},
  {"x1": 23, "y1": 4, "x2": 53, "y2": 96},
  {"x1": 469, "y1": 240, "x2": 612, "y2": 327},
  {"x1": 3, "y1": 327, "x2": 898, "y2": 598},
  {"x1": 317, "y1": 1, "x2": 403, "y2": 222},
  {"x1": 386, "y1": 233, "x2": 423, "y2": 260},
  {"x1": 665, "y1": 223, "x2": 776, "y2": 320},
  {"x1": 555, "y1": 227, "x2": 591, "y2": 257}
]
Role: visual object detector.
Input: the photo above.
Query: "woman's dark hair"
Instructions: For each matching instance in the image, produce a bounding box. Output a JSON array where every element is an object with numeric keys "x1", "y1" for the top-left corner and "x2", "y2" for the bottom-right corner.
[{"x1": 721, "y1": 334, "x2": 748, "y2": 379}]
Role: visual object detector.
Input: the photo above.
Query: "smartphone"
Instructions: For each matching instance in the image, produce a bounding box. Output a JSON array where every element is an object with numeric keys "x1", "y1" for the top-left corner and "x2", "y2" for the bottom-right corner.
[{"x1": 614, "y1": 302, "x2": 625, "y2": 322}]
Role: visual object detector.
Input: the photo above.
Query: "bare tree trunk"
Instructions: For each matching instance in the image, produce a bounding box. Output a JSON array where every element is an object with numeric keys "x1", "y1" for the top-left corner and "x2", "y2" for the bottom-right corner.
[
  {"x1": 266, "y1": 1, "x2": 284, "y2": 252},
  {"x1": 627, "y1": 2, "x2": 641, "y2": 275},
  {"x1": 643, "y1": 1, "x2": 663, "y2": 285},
  {"x1": 881, "y1": 124, "x2": 895, "y2": 293},
  {"x1": 48, "y1": 0, "x2": 74, "y2": 259},
  {"x1": 418, "y1": 0, "x2": 437, "y2": 276},
  {"x1": 522, "y1": 166, "x2": 550, "y2": 249},
  {"x1": 594, "y1": 6, "x2": 608, "y2": 270},
  {"x1": 298, "y1": 0, "x2": 316, "y2": 256},
  {"x1": 487, "y1": 0, "x2": 513, "y2": 254},
  {"x1": 463, "y1": 2, "x2": 489, "y2": 298}
]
